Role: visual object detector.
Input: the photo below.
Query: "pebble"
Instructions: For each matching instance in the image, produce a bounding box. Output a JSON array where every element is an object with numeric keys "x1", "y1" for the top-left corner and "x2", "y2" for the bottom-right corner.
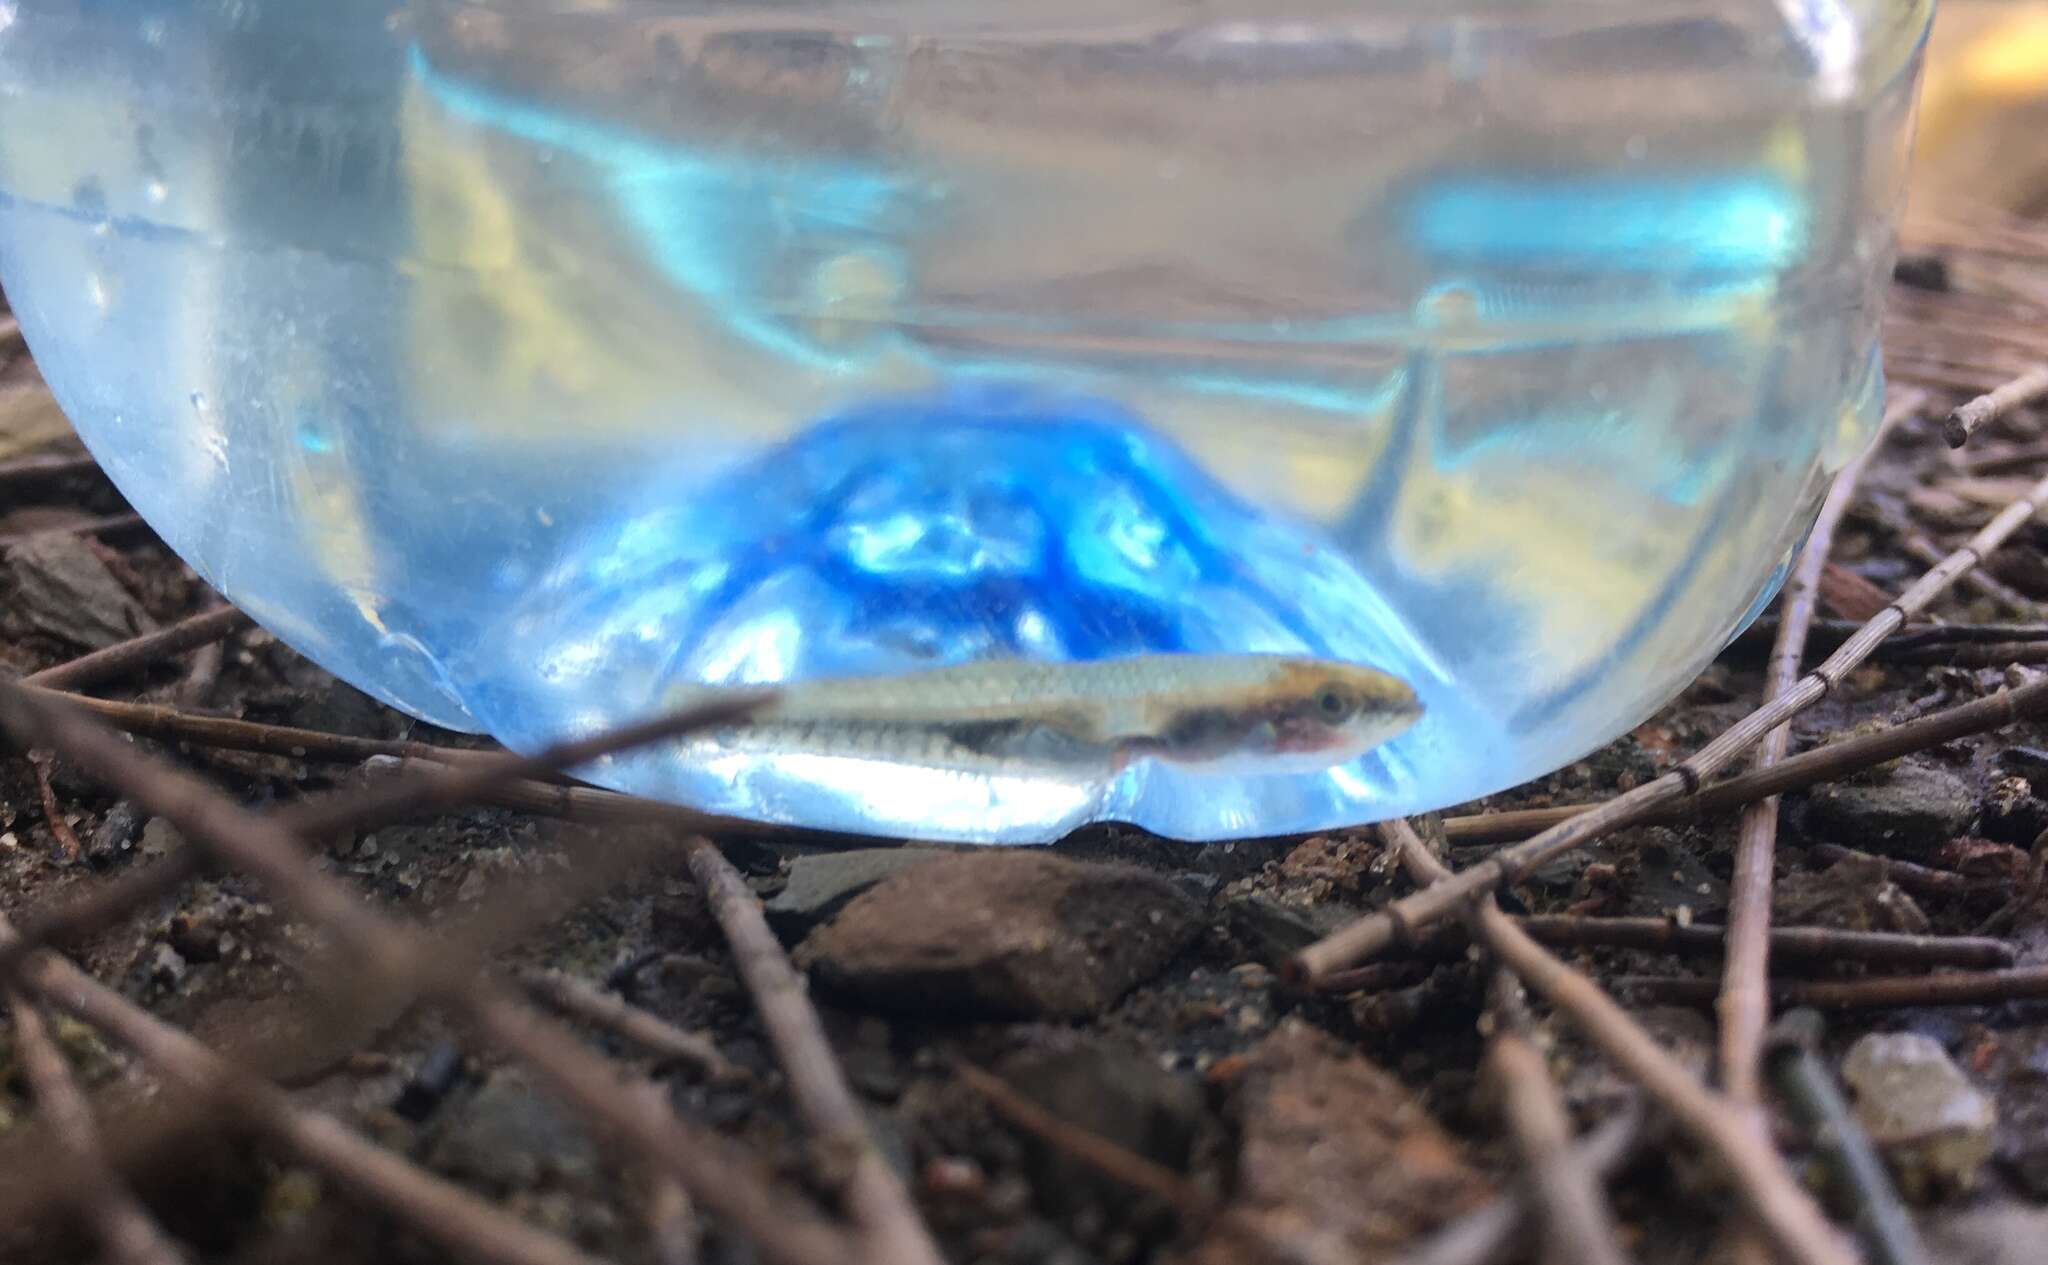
[
  {"x1": 763, "y1": 847, "x2": 951, "y2": 938},
  {"x1": 1842, "y1": 1031, "x2": 1996, "y2": 1199},
  {"x1": 1001, "y1": 1042, "x2": 1206, "y2": 1182},
  {"x1": 1980, "y1": 775, "x2": 2048, "y2": 846},
  {"x1": 1930, "y1": 1207, "x2": 2048, "y2": 1265},
  {"x1": 1220, "y1": 892, "x2": 1354, "y2": 962},
  {"x1": 1182, "y1": 1020, "x2": 1491, "y2": 1264},
  {"x1": 428, "y1": 1071, "x2": 597, "y2": 1191},
  {"x1": 1776, "y1": 856, "x2": 1932, "y2": 935},
  {"x1": 138, "y1": 817, "x2": 185, "y2": 858},
  {"x1": 1803, "y1": 760, "x2": 1976, "y2": 861},
  {"x1": 1, "y1": 532, "x2": 157, "y2": 648},
  {"x1": 797, "y1": 852, "x2": 1202, "y2": 1019}
]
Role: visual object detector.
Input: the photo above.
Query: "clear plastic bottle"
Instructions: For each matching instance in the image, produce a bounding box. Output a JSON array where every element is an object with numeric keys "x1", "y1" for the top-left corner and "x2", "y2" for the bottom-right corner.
[{"x1": 0, "y1": 1, "x2": 1931, "y2": 842}]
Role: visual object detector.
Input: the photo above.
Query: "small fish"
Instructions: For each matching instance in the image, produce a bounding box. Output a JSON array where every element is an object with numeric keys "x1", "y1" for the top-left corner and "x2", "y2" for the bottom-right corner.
[{"x1": 669, "y1": 653, "x2": 1421, "y2": 777}]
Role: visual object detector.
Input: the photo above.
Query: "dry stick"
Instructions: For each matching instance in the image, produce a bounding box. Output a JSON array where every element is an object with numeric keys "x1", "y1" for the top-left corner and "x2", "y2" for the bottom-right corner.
[
  {"x1": 5, "y1": 924, "x2": 611, "y2": 1265},
  {"x1": 1974, "y1": 827, "x2": 2048, "y2": 936},
  {"x1": 682, "y1": 839, "x2": 945, "y2": 1265},
  {"x1": 1619, "y1": 968, "x2": 2048, "y2": 1010},
  {"x1": 27, "y1": 750, "x2": 84, "y2": 861},
  {"x1": 1891, "y1": 640, "x2": 2048, "y2": 666},
  {"x1": 646, "y1": 1159, "x2": 702, "y2": 1265},
  {"x1": 1720, "y1": 391, "x2": 1898, "y2": 1112},
  {"x1": 0, "y1": 686, "x2": 855, "y2": 1265},
  {"x1": 4, "y1": 988, "x2": 188, "y2": 1265},
  {"x1": 1482, "y1": 917, "x2": 2010, "y2": 971},
  {"x1": 1765, "y1": 1012, "x2": 1931, "y2": 1265},
  {"x1": 1442, "y1": 674, "x2": 2048, "y2": 847},
  {"x1": 1946, "y1": 363, "x2": 2048, "y2": 447},
  {"x1": 1963, "y1": 441, "x2": 2048, "y2": 475},
  {"x1": 1804, "y1": 845, "x2": 1973, "y2": 899},
  {"x1": 1297, "y1": 464, "x2": 2048, "y2": 979},
  {"x1": 17, "y1": 686, "x2": 488, "y2": 765},
  {"x1": 176, "y1": 638, "x2": 225, "y2": 708},
  {"x1": 1856, "y1": 497, "x2": 2035, "y2": 613},
  {"x1": 1485, "y1": 1031, "x2": 1634, "y2": 1265},
  {"x1": 0, "y1": 511, "x2": 148, "y2": 547},
  {"x1": 0, "y1": 449, "x2": 97, "y2": 489},
  {"x1": 0, "y1": 685, "x2": 774, "y2": 991},
  {"x1": 955, "y1": 1060, "x2": 1213, "y2": 1219},
  {"x1": 24, "y1": 606, "x2": 252, "y2": 691},
  {"x1": 1380, "y1": 819, "x2": 1857, "y2": 1265},
  {"x1": 1394, "y1": 1106, "x2": 1643, "y2": 1265},
  {"x1": 519, "y1": 968, "x2": 738, "y2": 1082}
]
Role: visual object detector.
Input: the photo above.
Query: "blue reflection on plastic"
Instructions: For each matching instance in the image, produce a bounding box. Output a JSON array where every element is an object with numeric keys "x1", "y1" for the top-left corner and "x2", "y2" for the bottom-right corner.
[{"x1": 1405, "y1": 173, "x2": 1806, "y2": 274}]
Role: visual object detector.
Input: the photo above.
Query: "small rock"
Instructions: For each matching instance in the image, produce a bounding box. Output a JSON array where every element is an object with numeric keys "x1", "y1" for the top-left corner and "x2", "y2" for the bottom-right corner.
[
  {"x1": 1803, "y1": 761, "x2": 1975, "y2": 860},
  {"x1": 1, "y1": 532, "x2": 156, "y2": 649},
  {"x1": 1842, "y1": 1031, "x2": 1996, "y2": 1199},
  {"x1": 1981, "y1": 776, "x2": 2048, "y2": 846},
  {"x1": 1183, "y1": 1020, "x2": 1491, "y2": 1265},
  {"x1": 1001, "y1": 1042, "x2": 1206, "y2": 1184},
  {"x1": 86, "y1": 801, "x2": 146, "y2": 868},
  {"x1": 764, "y1": 848, "x2": 950, "y2": 938},
  {"x1": 138, "y1": 818, "x2": 185, "y2": 858},
  {"x1": 798, "y1": 852, "x2": 1202, "y2": 1019},
  {"x1": 1777, "y1": 857, "x2": 1931, "y2": 935},
  {"x1": 922, "y1": 1155, "x2": 986, "y2": 1199},
  {"x1": 146, "y1": 942, "x2": 187, "y2": 990},
  {"x1": 1929, "y1": 1206, "x2": 2048, "y2": 1265},
  {"x1": 1221, "y1": 893, "x2": 1354, "y2": 962},
  {"x1": 429, "y1": 1072, "x2": 597, "y2": 1191}
]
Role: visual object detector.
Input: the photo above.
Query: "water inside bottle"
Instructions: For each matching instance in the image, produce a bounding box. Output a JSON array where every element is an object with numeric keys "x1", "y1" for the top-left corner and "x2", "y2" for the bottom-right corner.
[{"x1": 0, "y1": 1, "x2": 1924, "y2": 840}]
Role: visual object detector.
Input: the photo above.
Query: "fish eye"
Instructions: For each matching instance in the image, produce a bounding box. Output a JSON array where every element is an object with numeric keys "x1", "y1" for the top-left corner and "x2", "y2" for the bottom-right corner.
[{"x1": 1315, "y1": 686, "x2": 1355, "y2": 721}]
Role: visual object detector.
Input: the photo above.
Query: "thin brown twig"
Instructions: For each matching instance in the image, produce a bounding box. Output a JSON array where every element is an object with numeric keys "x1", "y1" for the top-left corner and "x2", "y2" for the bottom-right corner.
[
  {"x1": 519, "y1": 968, "x2": 738, "y2": 1082},
  {"x1": 27, "y1": 750, "x2": 83, "y2": 861},
  {"x1": 1946, "y1": 363, "x2": 2048, "y2": 446},
  {"x1": 177, "y1": 638, "x2": 225, "y2": 708},
  {"x1": 682, "y1": 838, "x2": 944, "y2": 1265},
  {"x1": 1854, "y1": 496, "x2": 2036, "y2": 613},
  {"x1": 18, "y1": 686, "x2": 487, "y2": 765},
  {"x1": 645, "y1": 1157, "x2": 702, "y2": 1265},
  {"x1": 23, "y1": 606, "x2": 252, "y2": 691},
  {"x1": 1974, "y1": 827, "x2": 2048, "y2": 935},
  {"x1": 0, "y1": 449, "x2": 97, "y2": 489},
  {"x1": 1619, "y1": 969, "x2": 2048, "y2": 1009},
  {"x1": 4, "y1": 987, "x2": 189, "y2": 1265},
  {"x1": 4, "y1": 917, "x2": 611, "y2": 1265},
  {"x1": 1441, "y1": 675, "x2": 2048, "y2": 846},
  {"x1": 1483, "y1": 1029, "x2": 1633, "y2": 1265},
  {"x1": 1295, "y1": 458, "x2": 2048, "y2": 978},
  {"x1": 0, "y1": 685, "x2": 775, "y2": 991},
  {"x1": 954, "y1": 1060, "x2": 1212, "y2": 1219},
  {"x1": 1392, "y1": 1104, "x2": 1643, "y2": 1265},
  {"x1": 0, "y1": 683, "x2": 857, "y2": 1265},
  {"x1": 1804, "y1": 845, "x2": 1974, "y2": 899},
  {"x1": 1720, "y1": 389, "x2": 1901, "y2": 1112},
  {"x1": 0, "y1": 511, "x2": 147, "y2": 547},
  {"x1": 1380, "y1": 819, "x2": 1856, "y2": 1265},
  {"x1": 1392, "y1": 916, "x2": 2011, "y2": 971}
]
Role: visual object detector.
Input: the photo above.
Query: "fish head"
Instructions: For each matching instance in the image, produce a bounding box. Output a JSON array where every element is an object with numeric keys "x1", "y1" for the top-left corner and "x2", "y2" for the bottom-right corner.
[{"x1": 1151, "y1": 658, "x2": 1423, "y2": 775}]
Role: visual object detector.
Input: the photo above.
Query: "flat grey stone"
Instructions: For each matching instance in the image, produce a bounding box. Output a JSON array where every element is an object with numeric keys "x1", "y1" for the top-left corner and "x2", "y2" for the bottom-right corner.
[
  {"x1": 764, "y1": 848, "x2": 950, "y2": 939},
  {"x1": 798, "y1": 852, "x2": 1201, "y2": 1019}
]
